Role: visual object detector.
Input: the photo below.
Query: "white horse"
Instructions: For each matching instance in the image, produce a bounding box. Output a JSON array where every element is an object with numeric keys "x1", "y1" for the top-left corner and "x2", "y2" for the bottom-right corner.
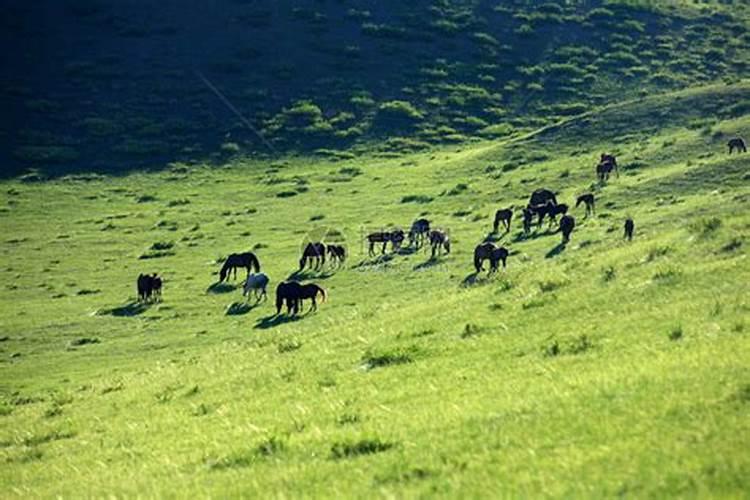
[{"x1": 243, "y1": 273, "x2": 269, "y2": 301}]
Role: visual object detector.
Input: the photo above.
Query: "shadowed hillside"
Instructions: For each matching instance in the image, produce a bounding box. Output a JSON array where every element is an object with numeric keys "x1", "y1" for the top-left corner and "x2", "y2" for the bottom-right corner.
[{"x1": 3, "y1": 0, "x2": 749, "y2": 176}]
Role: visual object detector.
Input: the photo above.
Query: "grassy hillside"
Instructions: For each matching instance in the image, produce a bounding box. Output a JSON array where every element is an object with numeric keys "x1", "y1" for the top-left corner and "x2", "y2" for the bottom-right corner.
[
  {"x1": 1, "y1": 82, "x2": 749, "y2": 497},
  {"x1": 3, "y1": 0, "x2": 749, "y2": 176}
]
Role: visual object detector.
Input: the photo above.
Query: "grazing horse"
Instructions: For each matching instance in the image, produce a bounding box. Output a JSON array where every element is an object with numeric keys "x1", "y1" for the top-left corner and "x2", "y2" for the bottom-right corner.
[
  {"x1": 728, "y1": 137, "x2": 747, "y2": 154},
  {"x1": 493, "y1": 208, "x2": 513, "y2": 233},
  {"x1": 275, "y1": 280, "x2": 326, "y2": 315},
  {"x1": 428, "y1": 230, "x2": 450, "y2": 258},
  {"x1": 367, "y1": 230, "x2": 405, "y2": 256},
  {"x1": 522, "y1": 207, "x2": 534, "y2": 235},
  {"x1": 559, "y1": 215, "x2": 575, "y2": 244},
  {"x1": 408, "y1": 218, "x2": 431, "y2": 249},
  {"x1": 527, "y1": 201, "x2": 559, "y2": 227},
  {"x1": 529, "y1": 188, "x2": 557, "y2": 207},
  {"x1": 624, "y1": 218, "x2": 635, "y2": 241},
  {"x1": 327, "y1": 245, "x2": 346, "y2": 267},
  {"x1": 473, "y1": 242, "x2": 509, "y2": 274},
  {"x1": 300, "y1": 242, "x2": 326, "y2": 270},
  {"x1": 220, "y1": 252, "x2": 261, "y2": 282},
  {"x1": 546, "y1": 203, "x2": 569, "y2": 226},
  {"x1": 243, "y1": 273, "x2": 269, "y2": 301},
  {"x1": 137, "y1": 273, "x2": 162, "y2": 302},
  {"x1": 576, "y1": 193, "x2": 595, "y2": 217}
]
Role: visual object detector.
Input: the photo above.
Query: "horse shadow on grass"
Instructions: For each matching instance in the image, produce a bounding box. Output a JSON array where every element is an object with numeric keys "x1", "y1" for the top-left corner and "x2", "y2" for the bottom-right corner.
[
  {"x1": 97, "y1": 301, "x2": 149, "y2": 317},
  {"x1": 545, "y1": 242, "x2": 567, "y2": 259},
  {"x1": 287, "y1": 269, "x2": 335, "y2": 281},
  {"x1": 484, "y1": 230, "x2": 510, "y2": 243},
  {"x1": 254, "y1": 313, "x2": 304, "y2": 330},
  {"x1": 225, "y1": 301, "x2": 263, "y2": 316},
  {"x1": 461, "y1": 272, "x2": 492, "y2": 288},
  {"x1": 512, "y1": 229, "x2": 555, "y2": 244},
  {"x1": 413, "y1": 256, "x2": 444, "y2": 271},
  {"x1": 206, "y1": 282, "x2": 239, "y2": 294},
  {"x1": 351, "y1": 253, "x2": 395, "y2": 269}
]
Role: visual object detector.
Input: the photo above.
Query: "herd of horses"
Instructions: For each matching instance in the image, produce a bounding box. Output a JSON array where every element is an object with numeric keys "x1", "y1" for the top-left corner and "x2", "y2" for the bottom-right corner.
[{"x1": 135, "y1": 140, "x2": 746, "y2": 316}]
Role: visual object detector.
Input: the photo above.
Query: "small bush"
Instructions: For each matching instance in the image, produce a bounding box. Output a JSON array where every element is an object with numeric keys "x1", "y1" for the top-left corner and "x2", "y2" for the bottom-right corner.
[
  {"x1": 689, "y1": 217, "x2": 722, "y2": 237},
  {"x1": 602, "y1": 266, "x2": 616, "y2": 282},
  {"x1": 461, "y1": 323, "x2": 482, "y2": 339},
  {"x1": 669, "y1": 326, "x2": 683, "y2": 341},
  {"x1": 401, "y1": 194, "x2": 433, "y2": 204},
  {"x1": 362, "y1": 346, "x2": 417, "y2": 369}
]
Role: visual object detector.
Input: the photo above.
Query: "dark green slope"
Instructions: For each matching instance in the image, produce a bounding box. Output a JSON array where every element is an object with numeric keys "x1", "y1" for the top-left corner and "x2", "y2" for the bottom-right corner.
[{"x1": 3, "y1": 0, "x2": 748, "y2": 176}]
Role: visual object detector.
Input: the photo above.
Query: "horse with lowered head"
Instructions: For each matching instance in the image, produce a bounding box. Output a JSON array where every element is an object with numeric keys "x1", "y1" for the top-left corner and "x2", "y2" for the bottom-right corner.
[
  {"x1": 429, "y1": 229, "x2": 450, "y2": 257},
  {"x1": 474, "y1": 242, "x2": 509, "y2": 274},
  {"x1": 493, "y1": 208, "x2": 513, "y2": 233},
  {"x1": 728, "y1": 137, "x2": 747, "y2": 154},
  {"x1": 327, "y1": 244, "x2": 346, "y2": 267},
  {"x1": 220, "y1": 252, "x2": 260, "y2": 282},
  {"x1": 576, "y1": 193, "x2": 595, "y2": 217},
  {"x1": 275, "y1": 280, "x2": 327, "y2": 315},
  {"x1": 409, "y1": 218, "x2": 431, "y2": 249},
  {"x1": 243, "y1": 273, "x2": 269, "y2": 301},
  {"x1": 300, "y1": 242, "x2": 326, "y2": 270}
]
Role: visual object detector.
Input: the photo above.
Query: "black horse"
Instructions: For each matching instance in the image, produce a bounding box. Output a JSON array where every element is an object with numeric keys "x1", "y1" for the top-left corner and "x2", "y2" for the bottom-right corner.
[
  {"x1": 367, "y1": 230, "x2": 405, "y2": 255},
  {"x1": 300, "y1": 242, "x2": 326, "y2": 270},
  {"x1": 597, "y1": 154, "x2": 618, "y2": 182},
  {"x1": 327, "y1": 245, "x2": 346, "y2": 267},
  {"x1": 220, "y1": 252, "x2": 261, "y2": 282},
  {"x1": 408, "y1": 219, "x2": 431, "y2": 249},
  {"x1": 275, "y1": 280, "x2": 326, "y2": 315},
  {"x1": 529, "y1": 188, "x2": 557, "y2": 207},
  {"x1": 576, "y1": 193, "x2": 595, "y2": 217},
  {"x1": 493, "y1": 208, "x2": 513, "y2": 233},
  {"x1": 559, "y1": 215, "x2": 576, "y2": 244},
  {"x1": 137, "y1": 273, "x2": 162, "y2": 302},
  {"x1": 546, "y1": 203, "x2": 569, "y2": 226},
  {"x1": 728, "y1": 137, "x2": 747, "y2": 154},
  {"x1": 429, "y1": 230, "x2": 450, "y2": 257},
  {"x1": 474, "y1": 242, "x2": 509, "y2": 274},
  {"x1": 522, "y1": 207, "x2": 534, "y2": 235},
  {"x1": 624, "y1": 218, "x2": 635, "y2": 241}
]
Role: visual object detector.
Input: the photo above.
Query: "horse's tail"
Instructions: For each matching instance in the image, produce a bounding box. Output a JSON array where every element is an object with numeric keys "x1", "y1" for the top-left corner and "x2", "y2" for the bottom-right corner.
[
  {"x1": 275, "y1": 283, "x2": 285, "y2": 314},
  {"x1": 219, "y1": 262, "x2": 229, "y2": 282},
  {"x1": 316, "y1": 285, "x2": 327, "y2": 303},
  {"x1": 474, "y1": 251, "x2": 482, "y2": 272},
  {"x1": 251, "y1": 253, "x2": 261, "y2": 272}
]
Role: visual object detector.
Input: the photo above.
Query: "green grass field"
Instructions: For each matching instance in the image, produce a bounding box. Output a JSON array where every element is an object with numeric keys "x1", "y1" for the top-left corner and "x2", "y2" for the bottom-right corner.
[{"x1": 1, "y1": 83, "x2": 750, "y2": 497}]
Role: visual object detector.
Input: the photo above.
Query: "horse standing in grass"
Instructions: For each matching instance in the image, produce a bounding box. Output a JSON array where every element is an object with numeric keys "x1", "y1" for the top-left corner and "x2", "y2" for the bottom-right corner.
[
  {"x1": 299, "y1": 242, "x2": 326, "y2": 270},
  {"x1": 474, "y1": 242, "x2": 509, "y2": 274},
  {"x1": 728, "y1": 137, "x2": 747, "y2": 154},
  {"x1": 624, "y1": 218, "x2": 635, "y2": 241},
  {"x1": 597, "y1": 153, "x2": 618, "y2": 182},
  {"x1": 243, "y1": 273, "x2": 269, "y2": 301},
  {"x1": 559, "y1": 215, "x2": 576, "y2": 244},
  {"x1": 522, "y1": 208, "x2": 533, "y2": 235},
  {"x1": 137, "y1": 273, "x2": 162, "y2": 302},
  {"x1": 327, "y1": 245, "x2": 346, "y2": 267},
  {"x1": 367, "y1": 229, "x2": 405, "y2": 255},
  {"x1": 529, "y1": 188, "x2": 557, "y2": 207},
  {"x1": 546, "y1": 203, "x2": 569, "y2": 226},
  {"x1": 408, "y1": 219, "x2": 431, "y2": 249},
  {"x1": 275, "y1": 280, "x2": 326, "y2": 315},
  {"x1": 429, "y1": 230, "x2": 451, "y2": 258},
  {"x1": 493, "y1": 208, "x2": 513, "y2": 233},
  {"x1": 220, "y1": 252, "x2": 261, "y2": 282},
  {"x1": 576, "y1": 193, "x2": 595, "y2": 217}
]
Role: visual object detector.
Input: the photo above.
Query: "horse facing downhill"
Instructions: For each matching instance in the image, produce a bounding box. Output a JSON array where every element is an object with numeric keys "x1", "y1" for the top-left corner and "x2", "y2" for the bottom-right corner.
[
  {"x1": 220, "y1": 252, "x2": 261, "y2": 282},
  {"x1": 493, "y1": 208, "x2": 513, "y2": 233},
  {"x1": 275, "y1": 280, "x2": 326, "y2": 315}
]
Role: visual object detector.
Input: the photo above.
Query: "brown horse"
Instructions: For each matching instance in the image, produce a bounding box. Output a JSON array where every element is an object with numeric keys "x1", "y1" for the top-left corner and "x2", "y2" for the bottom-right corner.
[
  {"x1": 728, "y1": 137, "x2": 747, "y2": 154},
  {"x1": 429, "y1": 230, "x2": 450, "y2": 257},
  {"x1": 559, "y1": 215, "x2": 576, "y2": 244},
  {"x1": 220, "y1": 252, "x2": 261, "y2": 281},
  {"x1": 300, "y1": 242, "x2": 326, "y2": 270},
  {"x1": 474, "y1": 242, "x2": 509, "y2": 274},
  {"x1": 367, "y1": 230, "x2": 405, "y2": 255},
  {"x1": 493, "y1": 208, "x2": 513, "y2": 233},
  {"x1": 576, "y1": 193, "x2": 595, "y2": 217}
]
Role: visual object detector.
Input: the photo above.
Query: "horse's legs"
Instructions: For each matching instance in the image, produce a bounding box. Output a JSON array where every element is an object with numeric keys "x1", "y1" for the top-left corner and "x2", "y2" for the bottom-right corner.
[{"x1": 381, "y1": 241, "x2": 387, "y2": 254}]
